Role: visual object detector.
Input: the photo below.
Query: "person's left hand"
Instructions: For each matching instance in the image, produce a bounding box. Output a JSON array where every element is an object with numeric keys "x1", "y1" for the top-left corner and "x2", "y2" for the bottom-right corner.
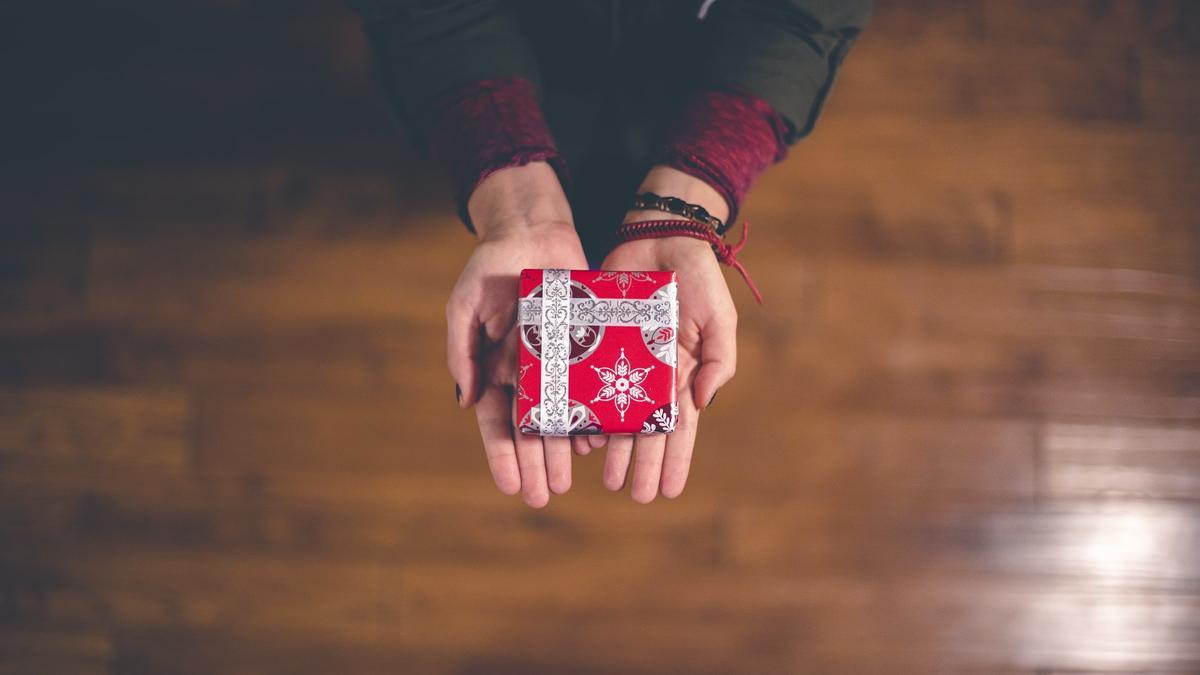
[
  {"x1": 447, "y1": 162, "x2": 588, "y2": 508},
  {"x1": 593, "y1": 235, "x2": 738, "y2": 502}
]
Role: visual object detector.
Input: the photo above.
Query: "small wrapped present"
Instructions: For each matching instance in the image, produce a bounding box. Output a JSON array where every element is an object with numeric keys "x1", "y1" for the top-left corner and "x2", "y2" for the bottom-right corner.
[{"x1": 516, "y1": 268, "x2": 679, "y2": 436}]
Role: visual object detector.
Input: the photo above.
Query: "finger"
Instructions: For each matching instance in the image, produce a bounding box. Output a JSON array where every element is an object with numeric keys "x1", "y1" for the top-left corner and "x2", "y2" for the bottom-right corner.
[
  {"x1": 513, "y1": 431, "x2": 551, "y2": 508},
  {"x1": 603, "y1": 434, "x2": 635, "y2": 491},
  {"x1": 571, "y1": 436, "x2": 592, "y2": 456},
  {"x1": 446, "y1": 301, "x2": 481, "y2": 407},
  {"x1": 661, "y1": 386, "x2": 699, "y2": 499},
  {"x1": 544, "y1": 435, "x2": 573, "y2": 494},
  {"x1": 511, "y1": 398, "x2": 550, "y2": 508},
  {"x1": 693, "y1": 310, "x2": 737, "y2": 410},
  {"x1": 474, "y1": 385, "x2": 520, "y2": 495},
  {"x1": 630, "y1": 433, "x2": 666, "y2": 504},
  {"x1": 588, "y1": 434, "x2": 608, "y2": 449}
]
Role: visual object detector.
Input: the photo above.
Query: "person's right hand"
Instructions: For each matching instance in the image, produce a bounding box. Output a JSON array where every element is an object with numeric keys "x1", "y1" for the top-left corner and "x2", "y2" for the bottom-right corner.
[{"x1": 446, "y1": 162, "x2": 588, "y2": 508}]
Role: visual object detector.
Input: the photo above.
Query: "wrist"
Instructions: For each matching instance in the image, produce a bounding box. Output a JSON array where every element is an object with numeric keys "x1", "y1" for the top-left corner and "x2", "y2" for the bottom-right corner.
[
  {"x1": 468, "y1": 162, "x2": 573, "y2": 240},
  {"x1": 611, "y1": 227, "x2": 714, "y2": 259},
  {"x1": 614, "y1": 217, "x2": 764, "y2": 304},
  {"x1": 623, "y1": 166, "x2": 729, "y2": 226},
  {"x1": 476, "y1": 218, "x2": 577, "y2": 244}
]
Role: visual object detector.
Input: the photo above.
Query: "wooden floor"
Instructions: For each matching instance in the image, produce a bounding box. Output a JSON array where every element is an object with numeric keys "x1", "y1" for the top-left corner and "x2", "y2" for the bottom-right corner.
[{"x1": 2, "y1": 1, "x2": 1199, "y2": 673}]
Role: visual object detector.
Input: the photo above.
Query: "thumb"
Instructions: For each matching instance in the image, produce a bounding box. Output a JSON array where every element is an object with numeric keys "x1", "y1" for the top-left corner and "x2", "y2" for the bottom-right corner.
[
  {"x1": 692, "y1": 313, "x2": 737, "y2": 410},
  {"x1": 481, "y1": 318, "x2": 520, "y2": 388},
  {"x1": 446, "y1": 302, "x2": 482, "y2": 408}
]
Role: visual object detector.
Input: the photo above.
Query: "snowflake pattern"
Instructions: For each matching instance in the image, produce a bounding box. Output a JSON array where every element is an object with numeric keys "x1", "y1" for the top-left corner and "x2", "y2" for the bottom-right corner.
[
  {"x1": 596, "y1": 271, "x2": 654, "y2": 298},
  {"x1": 590, "y1": 348, "x2": 655, "y2": 421}
]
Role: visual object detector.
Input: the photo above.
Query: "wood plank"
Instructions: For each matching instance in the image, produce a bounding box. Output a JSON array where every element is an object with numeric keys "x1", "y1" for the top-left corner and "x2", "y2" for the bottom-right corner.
[
  {"x1": 1040, "y1": 421, "x2": 1200, "y2": 499},
  {"x1": 108, "y1": 629, "x2": 484, "y2": 675},
  {"x1": 107, "y1": 321, "x2": 435, "y2": 391},
  {"x1": 979, "y1": 0, "x2": 1200, "y2": 48},
  {"x1": 2, "y1": 1, "x2": 1199, "y2": 672},
  {"x1": 729, "y1": 497, "x2": 1200, "y2": 590},
  {"x1": 0, "y1": 388, "x2": 191, "y2": 471},
  {"x1": 702, "y1": 412, "x2": 1036, "y2": 499},
  {"x1": 1009, "y1": 189, "x2": 1199, "y2": 275},
  {"x1": 1142, "y1": 50, "x2": 1200, "y2": 131},
  {"x1": 0, "y1": 549, "x2": 405, "y2": 647},
  {"x1": 37, "y1": 167, "x2": 448, "y2": 240},
  {"x1": 733, "y1": 334, "x2": 1200, "y2": 420},
  {"x1": 6, "y1": 499, "x2": 1197, "y2": 672},
  {"x1": 108, "y1": 625, "x2": 781, "y2": 675},
  {"x1": 727, "y1": 261, "x2": 1200, "y2": 419},
  {"x1": 0, "y1": 326, "x2": 114, "y2": 385},
  {"x1": 837, "y1": 37, "x2": 1139, "y2": 122},
  {"x1": 0, "y1": 319, "x2": 436, "y2": 392},
  {"x1": 715, "y1": 187, "x2": 1193, "y2": 276},
  {"x1": 801, "y1": 261, "x2": 1200, "y2": 343},
  {"x1": 0, "y1": 243, "x2": 89, "y2": 325},
  {"x1": 398, "y1": 563, "x2": 1200, "y2": 673},
  {"x1": 758, "y1": 117, "x2": 1200, "y2": 203},
  {"x1": 0, "y1": 630, "x2": 111, "y2": 675},
  {"x1": 85, "y1": 233, "x2": 465, "y2": 332},
  {"x1": 0, "y1": 470, "x2": 721, "y2": 566},
  {"x1": 868, "y1": 0, "x2": 983, "y2": 40},
  {"x1": 193, "y1": 386, "x2": 480, "y2": 475},
  {"x1": 741, "y1": 184, "x2": 1013, "y2": 263}
]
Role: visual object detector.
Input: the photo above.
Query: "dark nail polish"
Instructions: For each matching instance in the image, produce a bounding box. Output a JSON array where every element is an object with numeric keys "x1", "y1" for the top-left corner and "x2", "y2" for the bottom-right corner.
[
  {"x1": 707, "y1": 390, "x2": 718, "y2": 407},
  {"x1": 455, "y1": 384, "x2": 462, "y2": 404}
]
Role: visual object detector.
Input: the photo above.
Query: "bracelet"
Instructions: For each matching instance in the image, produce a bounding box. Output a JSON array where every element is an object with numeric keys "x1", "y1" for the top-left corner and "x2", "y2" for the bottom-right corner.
[
  {"x1": 615, "y1": 219, "x2": 763, "y2": 305},
  {"x1": 631, "y1": 192, "x2": 728, "y2": 236}
]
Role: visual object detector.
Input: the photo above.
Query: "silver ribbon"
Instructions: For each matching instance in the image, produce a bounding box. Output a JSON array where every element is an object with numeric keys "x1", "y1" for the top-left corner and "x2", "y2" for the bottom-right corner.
[
  {"x1": 518, "y1": 297, "x2": 677, "y2": 327},
  {"x1": 538, "y1": 269, "x2": 572, "y2": 435}
]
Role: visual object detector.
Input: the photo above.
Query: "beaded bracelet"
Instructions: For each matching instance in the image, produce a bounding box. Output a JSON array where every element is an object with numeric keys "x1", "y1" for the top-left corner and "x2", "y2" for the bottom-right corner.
[
  {"x1": 615, "y1": 219, "x2": 763, "y2": 305},
  {"x1": 631, "y1": 192, "x2": 728, "y2": 236}
]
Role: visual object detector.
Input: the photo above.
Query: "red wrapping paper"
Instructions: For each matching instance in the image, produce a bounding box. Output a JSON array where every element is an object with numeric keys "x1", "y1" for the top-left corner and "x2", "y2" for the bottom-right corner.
[{"x1": 517, "y1": 269, "x2": 679, "y2": 436}]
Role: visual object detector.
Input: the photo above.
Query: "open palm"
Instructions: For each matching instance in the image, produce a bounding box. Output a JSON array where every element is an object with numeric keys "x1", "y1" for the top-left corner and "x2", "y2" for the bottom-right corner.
[{"x1": 596, "y1": 236, "x2": 737, "y2": 502}]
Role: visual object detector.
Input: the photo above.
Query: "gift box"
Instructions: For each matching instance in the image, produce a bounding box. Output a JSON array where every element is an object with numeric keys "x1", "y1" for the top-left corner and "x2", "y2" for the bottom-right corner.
[{"x1": 517, "y1": 268, "x2": 678, "y2": 436}]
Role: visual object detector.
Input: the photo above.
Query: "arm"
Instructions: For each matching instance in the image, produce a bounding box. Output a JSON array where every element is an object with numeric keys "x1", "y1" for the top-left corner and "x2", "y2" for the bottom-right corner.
[
  {"x1": 350, "y1": 0, "x2": 544, "y2": 139},
  {"x1": 352, "y1": 0, "x2": 584, "y2": 507},
  {"x1": 659, "y1": 0, "x2": 873, "y2": 223},
  {"x1": 600, "y1": 0, "x2": 872, "y2": 503},
  {"x1": 350, "y1": 0, "x2": 569, "y2": 230},
  {"x1": 699, "y1": 0, "x2": 873, "y2": 145}
]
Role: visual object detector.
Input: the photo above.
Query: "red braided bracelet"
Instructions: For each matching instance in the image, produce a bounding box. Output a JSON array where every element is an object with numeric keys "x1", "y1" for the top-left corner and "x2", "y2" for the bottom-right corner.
[{"x1": 615, "y1": 219, "x2": 764, "y2": 305}]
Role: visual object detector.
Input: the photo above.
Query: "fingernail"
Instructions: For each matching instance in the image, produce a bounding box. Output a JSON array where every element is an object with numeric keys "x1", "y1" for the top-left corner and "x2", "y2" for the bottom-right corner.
[
  {"x1": 455, "y1": 384, "x2": 462, "y2": 405},
  {"x1": 707, "y1": 390, "x2": 718, "y2": 408}
]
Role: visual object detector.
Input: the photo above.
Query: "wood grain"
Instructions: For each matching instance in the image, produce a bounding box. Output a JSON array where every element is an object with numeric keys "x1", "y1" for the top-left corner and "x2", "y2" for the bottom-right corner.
[{"x1": 2, "y1": 0, "x2": 1198, "y2": 673}]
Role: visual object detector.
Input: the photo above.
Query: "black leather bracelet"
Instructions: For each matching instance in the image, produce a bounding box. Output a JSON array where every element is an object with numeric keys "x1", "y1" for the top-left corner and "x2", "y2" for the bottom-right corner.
[{"x1": 631, "y1": 192, "x2": 728, "y2": 236}]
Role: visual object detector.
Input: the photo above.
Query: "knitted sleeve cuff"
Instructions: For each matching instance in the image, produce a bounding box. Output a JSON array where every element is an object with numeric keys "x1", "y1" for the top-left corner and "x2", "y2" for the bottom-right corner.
[
  {"x1": 426, "y1": 77, "x2": 569, "y2": 232},
  {"x1": 652, "y1": 87, "x2": 789, "y2": 227}
]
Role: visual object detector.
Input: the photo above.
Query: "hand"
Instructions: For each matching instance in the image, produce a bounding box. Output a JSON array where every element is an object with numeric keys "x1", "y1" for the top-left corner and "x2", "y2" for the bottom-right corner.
[
  {"x1": 594, "y1": 167, "x2": 738, "y2": 502},
  {"x1": 447, "y1": 162, "x2": 589, "y2": 508}
]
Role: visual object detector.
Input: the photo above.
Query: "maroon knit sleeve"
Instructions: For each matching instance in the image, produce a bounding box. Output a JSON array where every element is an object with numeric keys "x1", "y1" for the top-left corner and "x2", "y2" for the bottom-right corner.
[
  {"x1": 426, "y1": 77, "x2": 569, "y2": 232},
  {"x1": 652, "y1": 87, "x2": 790, "y2": 227}
]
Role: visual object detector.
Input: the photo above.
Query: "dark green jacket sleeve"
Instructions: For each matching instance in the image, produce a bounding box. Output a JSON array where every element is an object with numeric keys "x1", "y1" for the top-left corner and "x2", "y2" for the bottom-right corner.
[
  {"x1": 699, "y1": 0, "x2": 872, "y2": 145},
  {"x1": 348, "y1": 0, "x2": 543, "y2": 142}
]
